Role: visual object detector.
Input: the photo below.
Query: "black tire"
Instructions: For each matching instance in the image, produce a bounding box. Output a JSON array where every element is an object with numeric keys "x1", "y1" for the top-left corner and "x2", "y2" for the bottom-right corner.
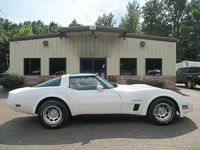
[
  {"x1": 184, "y1": 83, "x2": 187, "y2": 87},
  {"x1": 186, "y1": 79, "x2": 195, "y2": 89},
  {"x1": 38, "y1": 100, "x2": 69, "y2": 129},
  {"x1": 147, "y1": 98, "x2": 176, "y2": 125}
]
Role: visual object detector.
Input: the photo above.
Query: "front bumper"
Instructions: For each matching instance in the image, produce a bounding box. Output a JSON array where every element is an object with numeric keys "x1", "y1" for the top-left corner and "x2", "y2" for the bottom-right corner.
[{"x1": 180, "y1": 103, "x2": 194, "y2": 117}]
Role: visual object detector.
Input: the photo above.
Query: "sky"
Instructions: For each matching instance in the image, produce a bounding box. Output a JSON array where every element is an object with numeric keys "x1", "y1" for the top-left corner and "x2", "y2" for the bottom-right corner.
[{"x1": 0, "y1": 0, "x2": 147, "y2": 27}]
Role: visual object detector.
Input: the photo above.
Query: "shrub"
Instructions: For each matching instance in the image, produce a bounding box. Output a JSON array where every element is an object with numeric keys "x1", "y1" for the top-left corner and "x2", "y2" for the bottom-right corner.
[
  {"x1": 109, "y1": 76, "x2": 117, "y2": 82},
  {"x1": 35, "y1": 79, "x2": 47, "y2": 86},
  {"x1": 0, "y1": 74, "x2": 24, "y2": 90},
  {"x1": 126, "y1": 79, "x2": 165, "y2": 88}
]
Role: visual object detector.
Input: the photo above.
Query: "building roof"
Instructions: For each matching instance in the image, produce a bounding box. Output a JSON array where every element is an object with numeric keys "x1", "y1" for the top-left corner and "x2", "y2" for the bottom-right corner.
[
  {"x1": 8, "y1": 33, "x2": 61, "y2": 42},
  {"x1": 8, "y1": 26, "x2": 178, "y2": 42}
]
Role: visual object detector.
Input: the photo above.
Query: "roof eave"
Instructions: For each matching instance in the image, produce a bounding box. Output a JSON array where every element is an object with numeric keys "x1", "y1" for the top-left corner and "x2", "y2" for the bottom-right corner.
[
  {"x1": 125, "y1": 33, "x2": 178, "y2": 42},
  {"x1": 8, "y1": 33, "x2": 61, "y2": 42},
  {"x1": 58, "y1": 26, "x2": 128, "y2": 37},
  {"x1": 8, "y1": 27, "x2": 178, "y2": 43}
]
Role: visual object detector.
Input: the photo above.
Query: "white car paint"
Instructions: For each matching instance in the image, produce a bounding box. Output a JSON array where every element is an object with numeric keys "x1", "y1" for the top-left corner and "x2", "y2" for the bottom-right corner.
[
  {"x1": 113, "y1": 84, "x2": 193, "y2": 117},
  {"x1": 67, "y1": 88, "x2": 122, "y2": 115},
  {"x1": 7, "y1": 74, "x2": 194, "y2": 119}
]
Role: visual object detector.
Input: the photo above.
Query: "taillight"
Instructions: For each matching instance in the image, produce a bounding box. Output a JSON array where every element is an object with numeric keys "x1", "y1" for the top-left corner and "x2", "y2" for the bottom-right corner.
[
  {"x1": 15, "y1": 104, "x2": 21, "y2": 107},
  {"x1": 198, "y1": 75, "x2": 200, "y2": 79}
]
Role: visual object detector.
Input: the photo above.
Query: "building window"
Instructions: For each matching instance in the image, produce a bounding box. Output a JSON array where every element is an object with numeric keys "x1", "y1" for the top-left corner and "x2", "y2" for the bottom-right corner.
[
  {"x1": 120, "y1": 58, "x2": 137, "y2": 75},
  {"x1": 80, "y1": 58, "x2": 106, "y2": 78},
  {"x1": 24, "y1": 58, "x2": 41, "y2": 75},
  {"x1": 49, "y1": 58, "x2": 66, "y2": 75},
  {"x1": 146, "y1": 58, "x2": 162, "y2": 75}
]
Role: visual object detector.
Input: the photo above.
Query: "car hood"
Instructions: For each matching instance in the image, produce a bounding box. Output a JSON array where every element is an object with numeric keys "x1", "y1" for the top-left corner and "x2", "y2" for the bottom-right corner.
[
  {"x1": 112, "y1": 84, "x2": 188, "y2": 103},
  {"x1": 113, "y1": 84, "x2": 159, "y2": 92}
]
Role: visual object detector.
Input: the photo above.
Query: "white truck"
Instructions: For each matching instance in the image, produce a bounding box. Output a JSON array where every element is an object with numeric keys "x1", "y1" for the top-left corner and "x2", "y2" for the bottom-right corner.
[{"x1": 176, "y1": 61, "x2": 200, "y2": 71}]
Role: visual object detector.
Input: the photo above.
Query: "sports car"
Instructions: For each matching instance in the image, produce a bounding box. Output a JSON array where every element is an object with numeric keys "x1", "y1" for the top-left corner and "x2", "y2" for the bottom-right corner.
[{"x1": 7, "y1": 73, "x2": 194, "y2": 128}]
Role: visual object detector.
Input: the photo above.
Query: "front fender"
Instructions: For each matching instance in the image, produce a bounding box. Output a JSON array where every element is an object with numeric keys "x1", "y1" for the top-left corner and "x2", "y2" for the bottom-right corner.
[{"x1": 140, "y1": 90, "x2": 193, "y2": 117}]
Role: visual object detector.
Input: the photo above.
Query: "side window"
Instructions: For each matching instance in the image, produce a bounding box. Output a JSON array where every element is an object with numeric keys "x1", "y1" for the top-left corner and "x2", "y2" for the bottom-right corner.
[
  {"x1": 188, "y1": 68, "x2": 194, "y2": 73},
  {"x1": 177, "y1": 69, "x2": 182, "y2": 74},
  {"x1": 182, "y1": 68, "x2": 188, "y2": 73},
  {"x1": 69, "y1": 76, "x2": 106, "y2": 90},
  {"x1": 194, "y1": 67, "x2": 200, "y2": 73},
  {"x1": 35, "y1": 77, "x2": 61, "y2": 87}
]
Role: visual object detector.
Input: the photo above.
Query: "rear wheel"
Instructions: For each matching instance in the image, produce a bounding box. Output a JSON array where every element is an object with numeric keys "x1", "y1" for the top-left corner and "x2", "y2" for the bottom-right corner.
[
  {"x1": 38, "y1": 100, "x2": 69, "y2": 129},
  {"x1": 147, "y1": 98, "x2": 176, "y2": 125},
  {"x1": 186, "y1": 79, "x2": 195, "y2": 89}
]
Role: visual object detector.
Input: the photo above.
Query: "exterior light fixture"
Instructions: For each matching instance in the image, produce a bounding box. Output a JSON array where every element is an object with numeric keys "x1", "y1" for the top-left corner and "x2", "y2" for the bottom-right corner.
[
  {"x1": 89, "y1": 25, "x2": 96, "y2": 30},
  {"x1": 42, "y1": 41, "x2": 48, "y2": 46},
  {"x1": 140, "y1": 41, "x2": 146, "y2": 46}
]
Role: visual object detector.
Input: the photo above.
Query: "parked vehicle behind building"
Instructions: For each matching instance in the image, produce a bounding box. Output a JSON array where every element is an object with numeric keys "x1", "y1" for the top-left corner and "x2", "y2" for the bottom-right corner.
[
  {"x1": 176, "y1": 67, "x2": 200, "y2": 88},
  {"x1": 176, "y1": 61, "x2": 200, "y2": 71}
]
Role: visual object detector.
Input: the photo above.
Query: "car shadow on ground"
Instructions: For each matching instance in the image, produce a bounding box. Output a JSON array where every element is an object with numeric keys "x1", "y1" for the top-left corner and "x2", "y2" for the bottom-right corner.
[
  {"x1": 172, "y1": 89, "x2": 189, "y2": 96},
  {"x1": 0, "y1": 114, "x2": 197, "y2": 145}
]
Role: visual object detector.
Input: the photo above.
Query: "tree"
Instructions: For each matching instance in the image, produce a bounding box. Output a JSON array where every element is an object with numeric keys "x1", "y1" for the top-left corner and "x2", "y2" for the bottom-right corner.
[
  {"x1": 0, "y1": 18, "x2": 9, "y2": 73},
  {"x1": 95, "y1": 12, "x2": 116, "y2": 27},
  {"x1": 31, "y1": 21, "x2": 39, "y2": 34},
  {"x1": 2, "y1": 19, "x2": 12, "y2": 33},
  {"x1": 69, "y1": 19, "x2": 83, "y2": 27},
  {"x1": 14, "y1": 25, "x2": 33, "y2": 37},
  {"x1": 49, "y1": 21, "x2": 59, "y2": 33},
  {"x1": 0, "y1": 19, "x2": 63, "y2": 73},
  {"x1": 31, "y1": 20, "x2": 50, "y2": 35},
  {"x1": 0, "y1": 40, "x2": 9, "y2": 73},
  {"x1": 164, "y1": 0, "x2": 187, "y2": 39},
  {"x1": 142, "y1": 0, "x2": 172, "y2": 37},
  {"x1": 8, "y1": 23, "x2": 19, "y2": 37},
  {"x1": 119, "y1": 0, "x2": 141, "y2": 34},
  {"x1": 23, "y1": 21, "x2": 31, "y2": 26},
  {"x1": 178, "y1": 0, "x2": 200, "y2": 62}
]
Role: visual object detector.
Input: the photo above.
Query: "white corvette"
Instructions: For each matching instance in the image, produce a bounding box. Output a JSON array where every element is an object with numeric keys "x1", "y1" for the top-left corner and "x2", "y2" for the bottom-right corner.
[{"x1": 7, "y1": 73, "x2": 194, "y2": 128}]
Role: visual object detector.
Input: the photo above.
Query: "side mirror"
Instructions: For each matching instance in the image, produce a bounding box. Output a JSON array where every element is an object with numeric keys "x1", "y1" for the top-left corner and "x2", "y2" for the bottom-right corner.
[
  {"x1": 113, "y1": 84, "x2": 118, "y2": 87},
  {"x1": 97, "y1": 85, "x2": 103, "y2": 92}
]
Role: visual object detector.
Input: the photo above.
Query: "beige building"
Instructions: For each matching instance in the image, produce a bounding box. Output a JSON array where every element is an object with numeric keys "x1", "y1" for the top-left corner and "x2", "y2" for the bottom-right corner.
[{"x1": 8, "y1": 26, "x2": 177, "y2": 89}]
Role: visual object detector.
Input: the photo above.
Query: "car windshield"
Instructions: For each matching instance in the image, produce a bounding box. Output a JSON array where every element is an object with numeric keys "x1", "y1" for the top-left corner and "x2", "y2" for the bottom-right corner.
[
  {"x1": 35, "y1": 77, "x2": 61, "y2": 87},
  {"x1": 96, "y1": 76, "x2": 114, "y2": 88}
]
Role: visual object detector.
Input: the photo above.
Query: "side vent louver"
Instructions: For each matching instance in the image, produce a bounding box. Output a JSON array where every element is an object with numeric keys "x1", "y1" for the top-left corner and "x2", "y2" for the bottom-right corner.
[{"x1": 133, "y1": 104, "x2": 140, "y2": 111}]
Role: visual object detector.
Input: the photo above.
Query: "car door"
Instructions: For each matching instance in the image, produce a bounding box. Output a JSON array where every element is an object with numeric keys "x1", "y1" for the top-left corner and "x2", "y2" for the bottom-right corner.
[
  {"x1": 181, "y1": 68, "x2": 188, "y2": 82},
  {"x1": 176, "y1": 68, "x2": 182, "y2": 83},
  {"x1": 66, "y1": 76, "x2": 122, "y2": 115},
  {"x1": 176, "y1": 68, "x2": 188, "y2": 83}
]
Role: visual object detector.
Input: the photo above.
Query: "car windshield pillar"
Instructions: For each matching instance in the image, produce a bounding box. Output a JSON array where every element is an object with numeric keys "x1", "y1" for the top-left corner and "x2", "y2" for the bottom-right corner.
[{"x1": 96, "y1": 76, "x2": 114, "y2": 89}]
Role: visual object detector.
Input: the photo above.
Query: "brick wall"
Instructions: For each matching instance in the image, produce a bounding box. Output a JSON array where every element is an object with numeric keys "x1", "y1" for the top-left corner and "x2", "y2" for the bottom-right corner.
[
  {"x1": 107, "y1": 75, "x2": 176, "y2": 89},
  {"x1": 24, "y1": 75, "x2": 176, "y2": 89},
  {"x1": 24, "y1": 75, "x2": 58, "y2": 87}
]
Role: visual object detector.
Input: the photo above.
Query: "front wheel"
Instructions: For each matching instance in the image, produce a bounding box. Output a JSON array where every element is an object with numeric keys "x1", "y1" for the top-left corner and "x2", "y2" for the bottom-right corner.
[
  {"x1": 147, "y1": 98, "x2": 176, "y2": 125},
  {"x1": 38, "y1": 100, "x2": 69, "y2": 129}
]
